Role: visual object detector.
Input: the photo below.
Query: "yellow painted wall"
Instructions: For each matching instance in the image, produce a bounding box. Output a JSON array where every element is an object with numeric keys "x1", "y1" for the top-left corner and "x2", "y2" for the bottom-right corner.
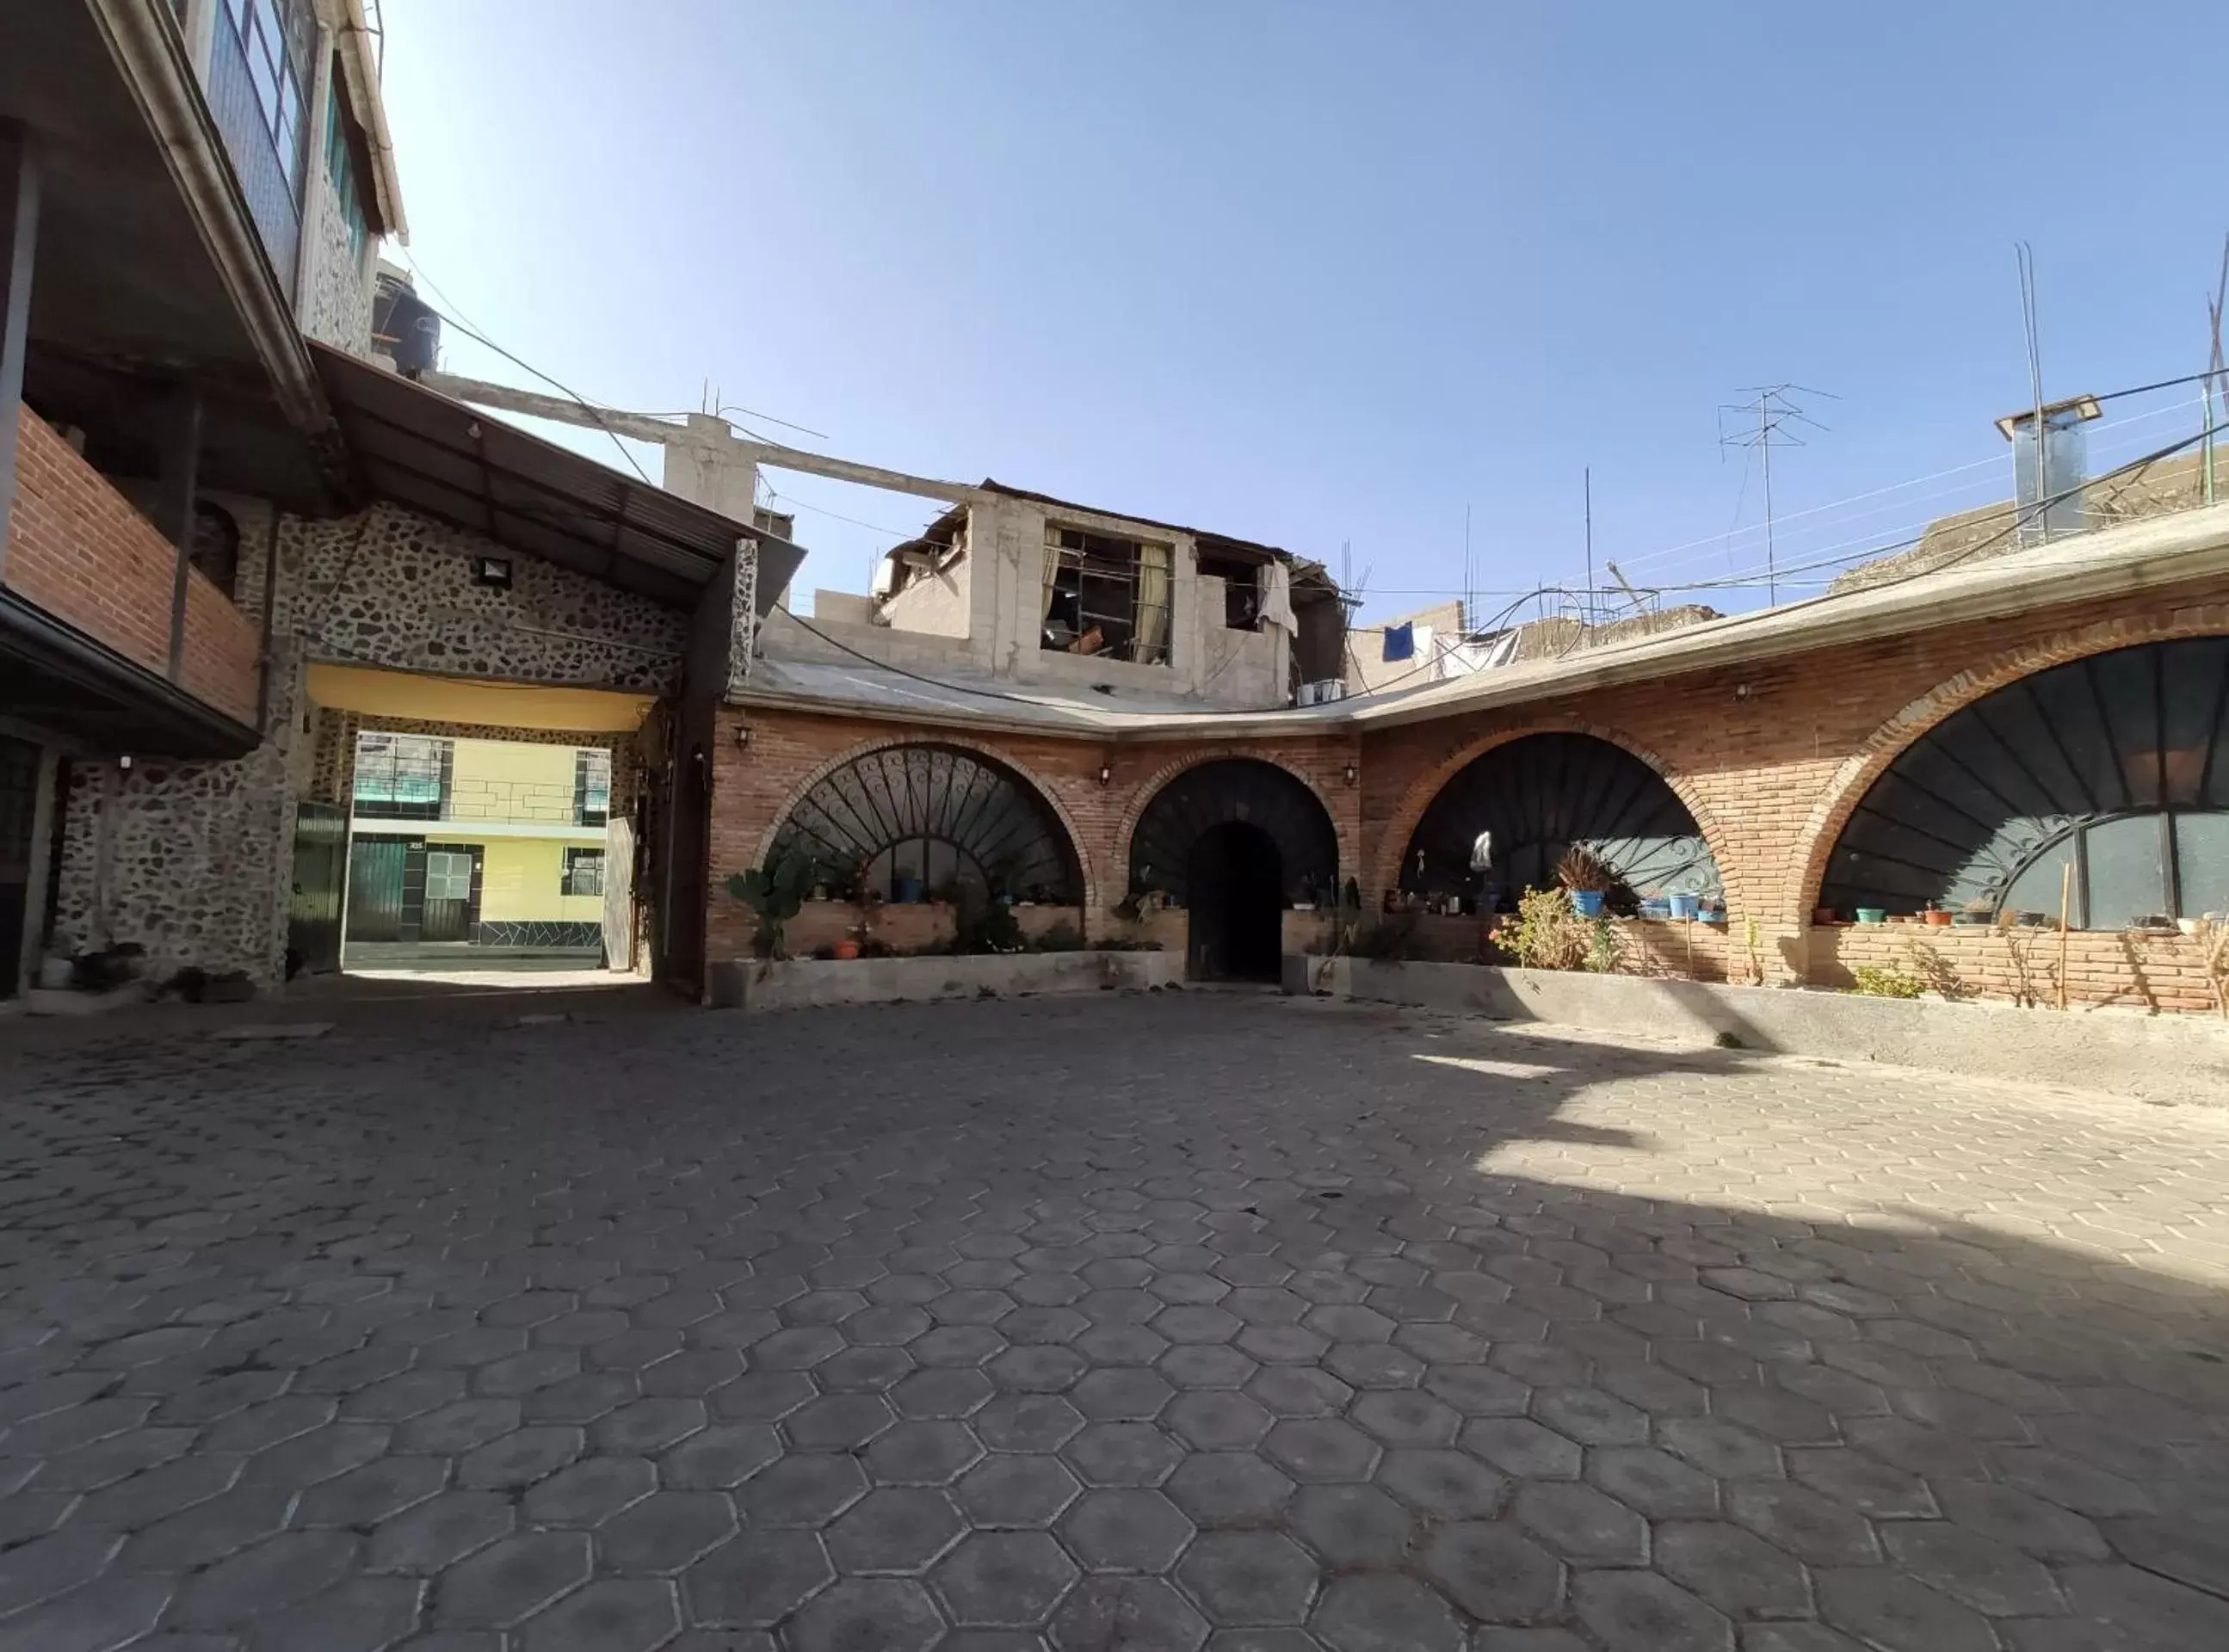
[
  {"x1": 420, "y1": 831, "x2": 607, "y2": 923},
  {"x1": 450, "y1": 738, "x2": 581, "y2": 789}
]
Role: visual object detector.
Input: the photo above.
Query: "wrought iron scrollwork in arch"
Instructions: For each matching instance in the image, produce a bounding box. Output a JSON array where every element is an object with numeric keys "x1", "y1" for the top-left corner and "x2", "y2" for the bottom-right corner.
[
  {"x1": 1400, "y1": 732, "x2": 1722, "y2": 907},
  {"x1": 1129, "y1": 759, "x2": 1339, "y2": 903},
  {"x1": 1819, "y1": 638, "x2": 2229, "y2": 927},
  {"x1": 770, "y1": 745, "x2": 1082, "y2": 903}
]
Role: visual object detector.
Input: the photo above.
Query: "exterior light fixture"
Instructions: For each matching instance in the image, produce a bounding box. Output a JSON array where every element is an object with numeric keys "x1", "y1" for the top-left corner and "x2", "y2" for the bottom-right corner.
[
  {"x1": 733, "y1": 724, "x2": 750, "y2": 749},
  {"x1": 1343, "y1": 762, "x2": 1358, "y2": 786},
  {"x1": 1097, "y1": 761, "x2": 1112, "y2": 786},
  {"x1": 472, "y1": 555, "x2": 513, "y2": 589}
]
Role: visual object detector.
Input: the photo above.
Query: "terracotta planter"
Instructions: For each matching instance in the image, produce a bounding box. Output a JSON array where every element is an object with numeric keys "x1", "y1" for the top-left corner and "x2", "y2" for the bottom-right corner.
[
  {"x1": 1923, "y1": 909, "x2": 1954, "y2": 928},
  {"x1": 832, "y1": 939, "x2": 861, "y2": 961},
  {"x1": 1812, "y1": 907, "x2": 1837, "y2": 927}
]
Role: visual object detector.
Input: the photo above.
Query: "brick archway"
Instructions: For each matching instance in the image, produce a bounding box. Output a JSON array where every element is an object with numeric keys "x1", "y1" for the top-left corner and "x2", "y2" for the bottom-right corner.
[
  {"x1": 1114, "y1": 748, "x2": 1352, "y2": 900},
  {"x1": 1369, "y1": 718, "x2": 1746, "y2": 918},
  {"x1": 751, "y1": 732, "x2": 1101, "y2": 915},
  {"x1": 1787, "y1": 606, "x2": 2229, "y2": 924}
]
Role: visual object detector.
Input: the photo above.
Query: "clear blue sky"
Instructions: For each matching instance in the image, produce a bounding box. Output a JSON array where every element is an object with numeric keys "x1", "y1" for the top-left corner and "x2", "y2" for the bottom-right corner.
[{"x1": 378, "y1": 1, "x2": 2228, "y2": 624}]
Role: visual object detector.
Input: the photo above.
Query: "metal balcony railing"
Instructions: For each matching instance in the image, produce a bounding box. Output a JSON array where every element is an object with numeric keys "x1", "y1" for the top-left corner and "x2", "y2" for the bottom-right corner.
[{"x1": 354, "y1": 767, "x2": 608, "y2": 829}]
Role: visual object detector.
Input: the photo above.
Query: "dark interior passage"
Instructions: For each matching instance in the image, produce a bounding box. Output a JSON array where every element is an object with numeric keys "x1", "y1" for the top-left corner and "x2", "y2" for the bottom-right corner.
[{"x1": 1188, "y1": 821, "x2": 1283, "y2": 982}]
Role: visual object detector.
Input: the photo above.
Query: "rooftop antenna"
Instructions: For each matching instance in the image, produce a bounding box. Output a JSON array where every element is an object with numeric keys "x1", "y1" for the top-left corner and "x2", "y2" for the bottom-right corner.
[
  {"x1": 1583, "y1": 467, "x2": 1595, "y2": 629},
  {"x1": 1718, "y1": 383, "x2": 1837, "y2": 604},
  {"x1": 1462, "y1": 505, "x2": 1473, "y2": 638},
  {"x1": 2206, "y1": 235, "x2": 2228, "y2": 506},
  {"x1": 2017, "y1": 243, "x2": 2047, "y2": 537}
]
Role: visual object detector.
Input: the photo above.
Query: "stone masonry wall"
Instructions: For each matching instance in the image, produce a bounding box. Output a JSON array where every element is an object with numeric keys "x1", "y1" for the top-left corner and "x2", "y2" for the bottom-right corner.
[
  {"x1": 298, "y1": 170, "x2": 375, "y2": 357},
  {"x1": 276, "y1": 503, "x2": 688, "y2": 693}
]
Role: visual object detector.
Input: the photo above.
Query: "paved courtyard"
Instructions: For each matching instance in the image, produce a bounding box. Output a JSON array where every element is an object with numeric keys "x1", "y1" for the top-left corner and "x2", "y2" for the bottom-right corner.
[{"x1": 3, "y1": 989, "x2": 2228, "y2": 1652}]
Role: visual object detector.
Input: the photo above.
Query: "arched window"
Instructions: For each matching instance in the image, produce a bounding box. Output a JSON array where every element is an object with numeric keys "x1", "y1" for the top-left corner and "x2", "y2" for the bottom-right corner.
[
  {"x1": 1130, "y1": 760, "x2": 1338, "y2": 904},
  {"x1": 1400, "y1": 732, "x2": 1721, "y2": 908},
  {"x1": 1819, "y1": 638, "x2": 2229, "y2": 926},
  {"x1": 771, "y1": 746, "x2": 1081, "y2": 904}
]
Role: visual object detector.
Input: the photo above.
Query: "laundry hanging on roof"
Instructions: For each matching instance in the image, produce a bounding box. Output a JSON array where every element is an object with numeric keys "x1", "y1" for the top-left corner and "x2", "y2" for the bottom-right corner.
[{"x1": 1381, "y1": 622, "x2": 1415, "y2": 663}]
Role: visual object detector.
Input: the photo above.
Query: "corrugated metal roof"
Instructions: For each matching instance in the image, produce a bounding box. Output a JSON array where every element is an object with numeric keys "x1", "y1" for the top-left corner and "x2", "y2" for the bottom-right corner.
[{"x1": 312, "y1": 343, "x2": 803, "y2": 609}]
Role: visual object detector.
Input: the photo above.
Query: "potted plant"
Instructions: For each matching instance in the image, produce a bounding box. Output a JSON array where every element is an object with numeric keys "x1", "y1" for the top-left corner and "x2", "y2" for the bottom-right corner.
[
  {"x1": 1855, "y1": 907, "x2": 1886, "y2": 926},
  {"x1": 1812, "y1": 905, "x2": 1839, "y2": 926},
  {"x1": 1554, "y1": 845, "x2": 1615, "y2": 919},
  {"x1": 1954, "y1": 898, "x2": 1994, "y2": 928},
  {"x1": 1923, "y1": 903, "x2": 1954, "y2": 928},
  {"x1": 726, "y1": 852, "x2": 818, "y2": 961}
]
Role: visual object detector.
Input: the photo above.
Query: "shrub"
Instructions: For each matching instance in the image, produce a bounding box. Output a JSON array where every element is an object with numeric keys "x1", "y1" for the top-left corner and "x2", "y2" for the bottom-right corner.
[
  {"x1": 1346, "y1": 912, "x2": 1421, "y2": 961},
  {"x1": 1491, "y1": 887, "x2": 1618, "y2": 973},
  {"x1": 1851, "y1": 964, "x2": 1923, "y2": 999},
  {"x1": 1034, "y1": 921, "x2": 1087, "y2": 953}
]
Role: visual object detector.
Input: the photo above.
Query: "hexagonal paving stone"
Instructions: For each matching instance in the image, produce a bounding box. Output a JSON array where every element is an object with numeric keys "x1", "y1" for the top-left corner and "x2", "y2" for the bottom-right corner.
[
  {"x1": 433, "y1": 1531, "x2": 592, "y2": 1628},
  {"x1": 787, "y1": 1577, "x2": 946, "y2": 1652},
  {"x1": 824, "y1": 1487, "x2": 965, "y2": 1576},
  {"x1": 976, "y1": 1394, "x2": 1088, "y2": 1453},
  {"x1": 1417, "y1": 1522, "x2": 1564, "y2": 1623},
  {"x1": 1075, "y1": 1368, "x2": 1176, "y2": 1421},
  {"x1": 1164, "y1": 1451, "x2": 1295, "y2": 1526},
  {"x1": 988, "y1": 1345, "x2": 1087, "y2": 1393},
  {"x1": 170, "y1": 1529, "x2": 363, "y2": 1628},
  {"x1": 1050, "y1": 1575, "x2": 1209, "y2": 1652},
  {"x1": 661, "y1": 1422, "x2": 781, "y2": 1489},
  {"x1": 521, "y1": 1457, "x2": 658, "y2": 1527},
  {"x1": 1880, "y1": 1520, "x2": 2066, "y2": 1617},
  {"x1": 595, "y1": 1490, "x2": 735, "y2": 1575},
  {"x1": 1586, "y1": 1446, "x2": 1721, "y2": 1519},
  {"x1": 683, "y1": 1530, "x2": 834, "y2": 1627},
  {"x1": 1064, "y1": 1421, "x2": 1188, "y2": 1487},
  {"x1": 1310, "y1": 1574, "x2": 1463, "y2": 1652},
  {"x1": 1374, "y1": 1447, "x2": 1509, "y2": 1519},
  {"x1": 1175, "y1": 1530, "x2": 1318, "y2": 1625},
  {"x1": 1260, "y1": 1419, "x2": 1380, "y2": 1483},
  {"x1": 1460, "y1": 1417, "x2": 1582, "y2": 1480},
  {"x1": 956, "y1": 1454, "x2": 1084, "y2": 1528},
  {"x1": 863, "y1": 1420, "x2": 985, "y2": 1486},
  {"x1": 1813, "y1": 1568, "x2": 1998, "y2": 1652},
  {"x1": 516, "y1": 1578, "x2": 678, "y2": 1652},
  {"x1": 1571, "y1": 1569, "x2": 1733, "y2": 1652},
  {"x1": 1532, "y1": 1385, "x2": 1648, "y2": 1447},
  {"x1": 1727, "y1": 1481, "x2": 1881, "y2": 1567},
  {"x1": 2057, "y1": 1562, "x2": 2229, "y2": 1651},
  {"x1": 457, "y1": 1425, "x2": 583, "y2": 1490},
  {"x1": 1165, "y1": 1390, "x2": 1275, "y2": 1451},
  {"x1": 1785, "y1": 1446, "x2": 1936, "y2": 1519},
  {"x1": 892, "y1": 1367, "x2": 996, "y2": 1421},
  {"x1": 1657, "y1": 1417, "x2": 1781, "y2": 1480},
  {"x1": 367, "y1": 1490, "x2": 516, "y2": 1575},
  {"x1": 1059, "y1": 1488, "x2": 1195, "y2": 1572},
  {"x1": 1654, "y1": 1521, "x2": 1813, "y2": 1619},
  {"x1": 1351, "y1": 1390, "x2": 1461, "y2": 1448},
  {"x1": 1159, "y1": 1345, "x2": 1258, "y2": 1390},
  {"x1": 591, "y1": 1397, "x2": 707, "y2": 1456},
  {"x1": 933, "y1": 1531, "x2": 1079, "y2": 1627},
  {"x1": 1324, "y1": 1342, "x2": 1428, "y2": 1390},
  {"x1": 1289, "y1": 1482, "x2": 1411, "y2": 1569},
  {"x1": 295, "y1": 1452, "x2": 451, "y2": 1528},
  {"x1": 738, "y1": 1453, "x2": 870, "y2": 1528},
  {"x1": 1247, "y1": 1366, "x2": 1354, "y2": 1419},
  {"x1": 1512, "y1": 1481, "x2": 1649, "y2": 1565},
  {"x1": 398, "y1": 1398, "x2": 522, "y2": 1456}
]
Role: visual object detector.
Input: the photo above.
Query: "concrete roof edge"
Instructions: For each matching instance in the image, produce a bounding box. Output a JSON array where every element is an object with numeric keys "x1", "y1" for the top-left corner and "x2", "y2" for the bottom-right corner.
[
  {"x1": 728, "y1": 681, "x2": 1343, "y2": 744},
  {"x1": 1347, "y1": 503, "x2": 2229, "y2": 730}
]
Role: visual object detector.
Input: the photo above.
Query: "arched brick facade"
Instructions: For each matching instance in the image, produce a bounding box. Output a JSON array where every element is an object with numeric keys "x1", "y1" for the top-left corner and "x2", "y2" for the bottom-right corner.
[
  {"x1": 750, "y1": 730, "x2": 1102, "y2": 916},
  {"x1": 1366, "y1": 718, "x2": 1747, "y2": 920},
  {"x1": 1113, "y1": 747, "x2": 1355, "y2": 902},
  {"x1": 1788, "y1": 602, "x2": 2229, "y2": 924}
]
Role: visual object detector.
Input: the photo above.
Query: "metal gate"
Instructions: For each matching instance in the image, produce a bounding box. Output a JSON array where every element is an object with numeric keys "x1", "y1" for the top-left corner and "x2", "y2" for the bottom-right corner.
[
  {"x1": 287, "y1": 802, "x2": 348, "y2": 975},
  {"x1": 347, "y1": 835, "x2": 411, "y2": 943},
  {"x1": 421, "y1": 844, "x2": 480, "y2": 943}
]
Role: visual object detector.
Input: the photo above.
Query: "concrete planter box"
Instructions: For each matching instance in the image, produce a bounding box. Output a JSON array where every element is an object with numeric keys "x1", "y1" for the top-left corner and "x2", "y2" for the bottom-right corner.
[
  {"x1": 1287, "y1": 955, "x2": 2229, "y2": 1107},
  {"x1": 709, "y1": 950, "x2": 1182, "y2": 1012}
]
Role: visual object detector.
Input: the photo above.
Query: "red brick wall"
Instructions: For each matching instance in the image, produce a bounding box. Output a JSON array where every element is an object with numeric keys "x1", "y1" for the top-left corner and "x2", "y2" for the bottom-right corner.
[
  {"x1": 1816, "y1": 923, "x2": 2219, "y2": 1015},
  {"x1": 704, "y1": 706, "x2": 1361, "y2": 965},
  {"x1": 1361, "y1": 583, "x2": 2229, "y2": 924},
  {"x1": 5, "y1": 405, "x2": 260, "y2": 727}
]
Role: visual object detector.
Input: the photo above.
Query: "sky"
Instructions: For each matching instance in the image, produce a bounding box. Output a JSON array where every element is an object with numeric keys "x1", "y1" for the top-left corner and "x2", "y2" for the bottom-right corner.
[{"x1": 374, "y1": 1, "x2": 2229, "y2": 626}]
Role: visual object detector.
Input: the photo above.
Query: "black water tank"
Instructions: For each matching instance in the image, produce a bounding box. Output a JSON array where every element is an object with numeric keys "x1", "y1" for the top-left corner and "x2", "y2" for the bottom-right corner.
[{"x1": 373, "y1": 276, "x2": 441, "y2": 379}]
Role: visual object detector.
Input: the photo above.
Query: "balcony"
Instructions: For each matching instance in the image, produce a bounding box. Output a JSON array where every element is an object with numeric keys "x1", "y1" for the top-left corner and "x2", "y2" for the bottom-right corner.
[
  {"x1": 353, "y1": 749, "x2": 610, "y2": 835},
  {"x1": 3, "y1": 404, "x2": 261, "y2": 744}
]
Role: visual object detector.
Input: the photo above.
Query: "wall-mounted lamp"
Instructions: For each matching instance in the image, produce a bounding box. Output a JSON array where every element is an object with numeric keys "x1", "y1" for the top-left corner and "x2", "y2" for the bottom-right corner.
[
  {"x1": 733, "y1": 724, "x2": 751, "y2": 749},
  {"x1": 1732, "y1": 681, "x2": 1754, "y2": 702},
  {"x1": 472, "y1": 555, "x2": 513, "y2": 590},
  {"x1": 1096, "y1": 761, "x2": 1113, "y2": 786},
  {"x1": 1343, "y1": 762, "x2": 1358, "y2": 786}
]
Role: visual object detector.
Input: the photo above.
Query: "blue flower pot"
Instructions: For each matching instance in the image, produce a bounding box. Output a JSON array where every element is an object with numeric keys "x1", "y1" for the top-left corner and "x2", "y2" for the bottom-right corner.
[
  {"x1": 1569, "y1": 890, "x2": 1605, "y2": 918},
  {"x1": 1668, "y1": 893, "x2": 1701, "y2": 922},
  {"x1": 893, "y1": 877, "x2": 925, "y2": 904}
]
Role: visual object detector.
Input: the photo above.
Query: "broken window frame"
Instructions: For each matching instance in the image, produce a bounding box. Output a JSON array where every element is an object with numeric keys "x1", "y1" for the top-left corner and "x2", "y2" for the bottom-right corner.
[
  {"x1": 1040, "y1": 525, "x2": 1173, "y2": 667},
  {"x1": 1198, "y1": 553, "x2": 1264, "y2": 632}
]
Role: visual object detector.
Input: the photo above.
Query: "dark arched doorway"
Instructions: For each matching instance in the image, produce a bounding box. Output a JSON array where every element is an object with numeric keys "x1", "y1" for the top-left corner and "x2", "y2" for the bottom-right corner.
[
  {"x1": 1188, "y1": 820, "x2": 1284, "y2": 981},
  {"x1": 1131, "y1": 758, "x2": 1337, "y2": 982}
]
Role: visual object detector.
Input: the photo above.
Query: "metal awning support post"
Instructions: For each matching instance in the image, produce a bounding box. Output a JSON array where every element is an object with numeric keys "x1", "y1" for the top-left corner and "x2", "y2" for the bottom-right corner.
[{"x1": 0, "y1": 123, "x2": 39, "y2": 583}]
